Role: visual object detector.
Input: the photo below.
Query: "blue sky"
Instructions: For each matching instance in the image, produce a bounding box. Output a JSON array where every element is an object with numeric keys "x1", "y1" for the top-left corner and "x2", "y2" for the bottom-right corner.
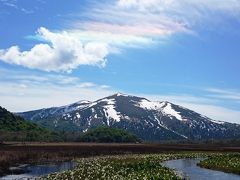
[{"x1": 0, "y1": 0, "x2": 240, "y2": 123}]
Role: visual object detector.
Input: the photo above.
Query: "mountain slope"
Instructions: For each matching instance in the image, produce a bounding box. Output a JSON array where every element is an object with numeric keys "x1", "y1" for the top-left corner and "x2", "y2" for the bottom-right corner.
[
  {"x1": 18, "y1": 93, "x2": 240, "y2": 141},
  {"x1": 0, "y1": 106, "x2": 60, "y2": 141}
]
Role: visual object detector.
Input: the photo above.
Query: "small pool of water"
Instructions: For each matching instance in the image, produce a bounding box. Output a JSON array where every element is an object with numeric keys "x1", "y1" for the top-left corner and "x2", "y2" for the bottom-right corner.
[
  {"x1": 162, "y1": 158, "x2": 240, "y2": 180},
  {"x1": 0, "y1": 161, "x2": 77, "y2": 180}
]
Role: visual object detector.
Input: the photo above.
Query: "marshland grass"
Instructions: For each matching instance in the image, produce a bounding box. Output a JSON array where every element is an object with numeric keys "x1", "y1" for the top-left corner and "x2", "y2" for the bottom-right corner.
[
  {"x1": 47, "y1": 153, "x2": 211, "y2": 180},
  {"x1": 1, "y1": 142, "x2": 240, "y2": 177},
  {"x1": 198, "y1": 153, "x2": 240, "y2": 175}
]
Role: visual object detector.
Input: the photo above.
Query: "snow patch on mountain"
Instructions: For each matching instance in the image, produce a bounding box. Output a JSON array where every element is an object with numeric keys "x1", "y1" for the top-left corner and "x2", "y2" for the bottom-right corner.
[
  {"x1": 76, "y1": 112, "x2": 80, "y2": 119},
  {"x1": 116, "y1": 93, "x2": 129, "y2": 97},
  {"x1": 210, "y1": 119, "x2": 225, "y2": 125},
  {"x1": 88, "y1": 102, "x2": 97, "y2": 108},
  {"x1": 153, "y1": 115, "x2": 188, "y2": 139},
  {"x1": 76, "y1": 100, "x2": 91, "y2": 104},
  {"x1": 137, "y1": 99, "x2": 165, "y2": 110},
  {"x1": 161, "y1": 123, "x2": 188, "y2": 139},
  {"x1": 102, "y1": 98, "x2": 121, "y2": 122},
  {"x1": 161, "y1": 102, "x2": 184, "y2": 121},
  {"x1": 137, "y1": 100, "x2": 184, "y2": 121}
]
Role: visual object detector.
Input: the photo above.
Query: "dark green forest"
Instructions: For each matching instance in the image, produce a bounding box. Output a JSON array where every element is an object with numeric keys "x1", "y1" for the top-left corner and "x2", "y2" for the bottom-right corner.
[
  {"x1": 77, "y1": 126, "x2": 141, "y2": 143},
  {"x1": 0, "y1": 106, "x2": 60, "y2": 141}
]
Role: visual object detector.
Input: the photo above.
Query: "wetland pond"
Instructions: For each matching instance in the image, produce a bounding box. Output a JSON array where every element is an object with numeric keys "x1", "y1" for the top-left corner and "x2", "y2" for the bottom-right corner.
[
  {"x1": 1, "y1": 158, "x2": 240, "y2": 180},
  {"x1": 0, "y1": 161, "x2": 76, "y2": 180},
  {"x1": 162, "y1": 158, "x2": 240, "y2": 180}
]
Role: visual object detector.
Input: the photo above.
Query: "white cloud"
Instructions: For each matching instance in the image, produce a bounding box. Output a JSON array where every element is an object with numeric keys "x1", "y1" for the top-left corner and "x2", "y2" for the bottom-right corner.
[
  {"x1": 0, "y1": 69, "x2": 113, "y2": 112},
  {"x1": 67, "y1": 0, "x2": 240, "y2": 50},
  {"x1": 71, "y1": 1, "x2": 191, "y2": 47},
  {"x1": 100, "y1": 85, "x2": 111, "y2": 89},
  {"x1": 67, "y1": 30, "x2": 157, "y2": 49},
  {"x1": 2, "y1": 1, "x2": 240, "y2": 72},
  {"x1": 0, "y1": 27, "x2": 109, "y2": 72},
  {"x1": 206, "y1": 88, "x2": 240, "y2": 101},
  {"x1": 117, "y1": 0, "x2": 240, "y2": 15},
  {"x1": 118, "y1": 0, "x2": 170, "y2": 10},
  {"x1": 0, "y1": 67, "x2": 81, "y2": 85},
  {"x1": 78, "y1": 82, "x2": 96, "y2": 88},
  {"x1": 1, "y1": 0, "x2": 34, "y2": 14},
  {"x1": 116, "y1": 0, "x2": 240, "y2": 31},
  {"x1": 0, "y1": 82, "x2": 114, "y2": 112}
]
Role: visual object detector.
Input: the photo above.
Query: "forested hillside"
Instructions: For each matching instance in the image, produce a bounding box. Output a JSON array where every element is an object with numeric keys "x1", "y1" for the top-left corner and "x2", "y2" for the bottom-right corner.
[{"x1": 0, "y1": 106, "x2": 60, "y2": 141}]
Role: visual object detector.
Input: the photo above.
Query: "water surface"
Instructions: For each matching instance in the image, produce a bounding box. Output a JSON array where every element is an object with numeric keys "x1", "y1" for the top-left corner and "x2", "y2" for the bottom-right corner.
[
  {"x1": 1, "y1": 161, "x2": 76, "y2": 180},
  {"x1": 163, "y1": 158, "x2": 240, "y2": 180}
]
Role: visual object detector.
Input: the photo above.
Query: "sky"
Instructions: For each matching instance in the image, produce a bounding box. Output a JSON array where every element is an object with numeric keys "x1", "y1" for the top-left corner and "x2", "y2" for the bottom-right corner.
[{"x1": 0, "y1": 0, "x2": 240, "y2": 123}]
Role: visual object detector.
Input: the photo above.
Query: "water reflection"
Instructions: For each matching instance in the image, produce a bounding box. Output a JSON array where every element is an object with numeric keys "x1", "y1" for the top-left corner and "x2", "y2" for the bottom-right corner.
[{"x1": 163, "y1": 158, "x2": 240, "y2": 180}]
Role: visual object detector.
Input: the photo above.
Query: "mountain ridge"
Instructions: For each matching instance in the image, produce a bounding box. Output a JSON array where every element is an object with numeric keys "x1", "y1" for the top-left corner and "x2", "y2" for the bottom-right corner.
[{"x1": 18, "y1": 93, "x2": 240, "y2": 141}]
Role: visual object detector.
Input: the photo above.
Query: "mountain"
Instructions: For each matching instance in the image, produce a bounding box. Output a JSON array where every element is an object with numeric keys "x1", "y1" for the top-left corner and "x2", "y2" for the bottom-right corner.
[
  {"x1": 18, "y1": 93, "x2": 240, "y2": 141},
  {"x1": 0, "y1": 106, "x2": 60, "y2": 141}
]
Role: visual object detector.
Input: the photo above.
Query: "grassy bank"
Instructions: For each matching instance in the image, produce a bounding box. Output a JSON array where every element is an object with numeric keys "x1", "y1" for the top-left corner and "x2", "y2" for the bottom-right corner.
[
  {"x1": 47, "y1": 153, "x2": 209, "y2": 180},
  {"x1": 198, "y1": 153, "x2": 240, "y2": 175}
]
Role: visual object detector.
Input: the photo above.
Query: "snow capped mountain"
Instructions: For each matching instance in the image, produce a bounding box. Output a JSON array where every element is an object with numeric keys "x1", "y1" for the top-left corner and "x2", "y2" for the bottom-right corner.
[{"x1": 18, "y1": 93, "x2": 240, "y2": 141}]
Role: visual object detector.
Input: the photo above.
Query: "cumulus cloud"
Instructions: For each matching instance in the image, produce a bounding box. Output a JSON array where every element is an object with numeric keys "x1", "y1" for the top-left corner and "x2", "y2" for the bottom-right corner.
[
  {"x1": 0, "y1": 27, "x2": 109, "y2": 72},
  {"x1": 1, "y1": 0, "x2": 240, "y2": 72}
]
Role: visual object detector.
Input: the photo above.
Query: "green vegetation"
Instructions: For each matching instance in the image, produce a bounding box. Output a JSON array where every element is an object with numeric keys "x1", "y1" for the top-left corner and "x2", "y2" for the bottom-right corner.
[
  {"x1": 77, "y1": 126, "x2": 141, "y2": 143},
  {"x1": 0, "y1": 106, "x2": 60, "y2": 141},
  {"x1": 47, "y1": 153, "x2": 209, "y2": 180},
  {"x1": 198, "y1": 153, "x2": 240, "y2": 174}
]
